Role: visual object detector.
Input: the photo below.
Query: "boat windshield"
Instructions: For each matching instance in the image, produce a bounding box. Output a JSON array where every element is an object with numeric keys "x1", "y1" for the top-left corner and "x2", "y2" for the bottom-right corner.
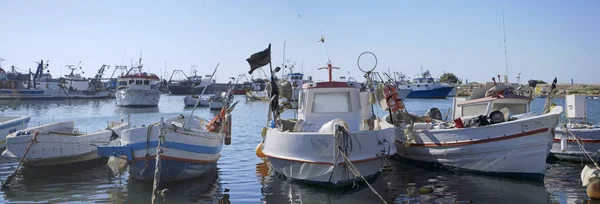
[{"x1": 312, "y1": 92, "x2": 351, "y2": 113}]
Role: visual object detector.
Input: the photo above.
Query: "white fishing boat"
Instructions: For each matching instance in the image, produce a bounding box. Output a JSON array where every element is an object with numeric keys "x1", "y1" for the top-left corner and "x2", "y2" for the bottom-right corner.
[
  {"x1": 2, "y1": 119, "x2": 129, "y2": 167},
  {"x1": 552, "y1": 94, "x2": 600, "y2": 161},
  {"x1": 98, "y1": 65, "x2": 237, "y2": 184},
  {"x1": 61, "y1": 64, "x2": 111, "y2": 99},
  {"x1": 258, "y1": 62, "x2": 396, "y2": 187},
  {"x1": 183, "y1": 94, "x2": 212, "y2": 107},
  {"x1": 0, "y1": 60, "x2": 66, "y2": 100},
  {"x1": 0, "y1": 115, "x2": 31, "y2": 149},
  {"x1": 115, "y1": 58, "x2": 161, "y2": 107},
  {"x1": 381, "y1": 79, "x2": 563, "y2": 178}
]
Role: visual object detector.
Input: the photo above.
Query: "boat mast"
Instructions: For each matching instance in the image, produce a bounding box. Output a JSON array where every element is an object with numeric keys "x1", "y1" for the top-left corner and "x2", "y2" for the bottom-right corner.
[
  {"x1": 502, "y1": 9, "x2": 509, "y2": 83},
  {"x1": 282, "y1": 40, "x2": 286, "y2": 77}
]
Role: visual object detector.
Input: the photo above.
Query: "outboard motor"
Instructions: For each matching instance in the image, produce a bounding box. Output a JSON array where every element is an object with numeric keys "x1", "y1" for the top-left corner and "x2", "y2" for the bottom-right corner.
[
  {"x1": 489, "y1": 110, "x2": 505, "y2": 124},
  {"x1": 424, "y1": 108, "x2": 443, "y2": 121}
]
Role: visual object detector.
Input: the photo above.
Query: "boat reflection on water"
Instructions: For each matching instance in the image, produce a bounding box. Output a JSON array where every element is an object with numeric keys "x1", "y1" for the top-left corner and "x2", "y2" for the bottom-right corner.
[
  {"x1": 121, "y1": 164, "x2": 226, "y2": 203},
  {"x1": 0, "y1": 98, "x2": 113, "y2": 110},
  {"x1": 257, "y1": 160, "x2": 395, "y2": 204},
  {"x1": 114, "y1": 106, "x2": 159, "y2": 115},
  {"x1": 258, "y1": 158, "x2": 554, "y2": 203},
  {"x1": 388, "y1": 160, "x2": 552, "y2": 203}
]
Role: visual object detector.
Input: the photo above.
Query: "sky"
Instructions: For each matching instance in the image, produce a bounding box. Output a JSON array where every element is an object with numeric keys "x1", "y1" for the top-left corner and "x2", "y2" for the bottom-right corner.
[{"x1": 1, "y1": 0, "x2": 598, "y2": 84}]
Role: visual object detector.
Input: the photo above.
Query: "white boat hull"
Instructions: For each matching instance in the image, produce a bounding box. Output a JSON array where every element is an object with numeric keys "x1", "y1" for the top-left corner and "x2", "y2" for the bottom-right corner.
[
  {"x1": 116, "y1": 89, "x2": 160, "y2": 107},
  {"x1": 383, "y1": 107, "x2": 562, "y2": 176},
  {"x1": 0, "y1": 116, "x2": 31, "y2": 149},
  {"x1": 209, "y1": 101, "x2": 223, "y2": 110},
  {"x1": 551, "y1": 126, "x2": 600, "y2": 161},
  {"x1": 263, "y1": 128, "x2": 396, "y2": 186},
  {"x1": 183, "y1": 96, "x2": 209, "y2": 107},
  {"x1": 2, "y1": 121, "x2": 129, "y2": 167}
]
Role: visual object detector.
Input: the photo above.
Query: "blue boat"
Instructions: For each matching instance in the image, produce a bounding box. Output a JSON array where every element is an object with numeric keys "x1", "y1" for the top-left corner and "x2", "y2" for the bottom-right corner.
[{"x1": 396, "y1": 69, "x2": 454, "y2": 99}]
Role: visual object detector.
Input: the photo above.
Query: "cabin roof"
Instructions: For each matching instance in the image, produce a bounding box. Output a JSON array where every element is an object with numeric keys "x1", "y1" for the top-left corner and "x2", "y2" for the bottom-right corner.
[
  {"x1": 302, "y1": 81, "x2": 352, "y2": 89},
  {"x1": 457, "y1": 94, "x2": 530, "y2": 106}
]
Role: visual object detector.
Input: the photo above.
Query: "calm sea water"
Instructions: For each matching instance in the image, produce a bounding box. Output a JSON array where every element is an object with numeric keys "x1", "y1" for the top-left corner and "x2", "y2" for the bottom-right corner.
[{"x1": 0, "y1": 95, "x2": 599, "y2": 203}]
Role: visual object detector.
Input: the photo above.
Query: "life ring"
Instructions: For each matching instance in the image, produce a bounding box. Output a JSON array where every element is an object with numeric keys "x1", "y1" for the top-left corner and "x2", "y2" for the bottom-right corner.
[{"x1": 383, "y1": 83, "x2": 404, "y2": 111}]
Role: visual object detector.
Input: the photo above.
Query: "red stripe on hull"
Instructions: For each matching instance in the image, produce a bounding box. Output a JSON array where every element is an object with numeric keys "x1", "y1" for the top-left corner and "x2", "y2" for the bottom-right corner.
[
  {"x1": 396, "y1": 128, "x2": 549, "y2": 147},
  {"x1": 553, "y1": 139, "x2": 600, "y2": 143},
  {"x1": 131, "y1": 155, "x2": 220, "y2": 164}
]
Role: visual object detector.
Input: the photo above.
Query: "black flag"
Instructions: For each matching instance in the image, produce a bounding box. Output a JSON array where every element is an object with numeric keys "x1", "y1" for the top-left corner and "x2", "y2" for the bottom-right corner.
[{"x1": 247, "y1": 44, "x2": 271, "y2": 74}]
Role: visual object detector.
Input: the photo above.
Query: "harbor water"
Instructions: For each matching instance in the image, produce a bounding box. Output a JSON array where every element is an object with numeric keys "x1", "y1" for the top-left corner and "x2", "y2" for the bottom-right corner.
[{"x1": 0, "y1": 95, "x2": 599, "y2": 203}]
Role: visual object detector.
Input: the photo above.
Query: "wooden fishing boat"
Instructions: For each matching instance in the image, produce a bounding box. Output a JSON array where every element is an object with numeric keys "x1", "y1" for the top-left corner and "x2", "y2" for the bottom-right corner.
[
  {"x1": 381, "y1": 80, "x2": 563, "y2": 179},
  {"x1": 98, "y1": 64, "x2": 237, "y2": 184}
]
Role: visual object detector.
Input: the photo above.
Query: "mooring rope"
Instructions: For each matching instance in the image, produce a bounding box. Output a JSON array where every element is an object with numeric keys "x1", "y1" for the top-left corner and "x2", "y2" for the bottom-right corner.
[
  {"x1": 151, "y1": 120, "x2": 166, "y2": 204},
  {"x1": 333, "y1": 126, "x2": 387, "y2": 204},
  {"x1": 562, "y1": 123, "x2": 600, "y2": 169},
  {"x1": 337, "y1": 146, "x2": 388, "y2": 204},
  {"x1": 142, "y1": 122, "x2": 159, "y2": 178},
  {"x1": 2, "y1": 131, "x2": 39, "y2": 188}
]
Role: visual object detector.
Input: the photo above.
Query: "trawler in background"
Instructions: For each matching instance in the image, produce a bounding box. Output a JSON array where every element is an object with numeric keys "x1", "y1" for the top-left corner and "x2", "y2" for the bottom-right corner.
[
  {"x1": 396, "y1": 68, "x2": 454, "y2": 99},
  {"x1": 115, "y1": 58, "x2": 161, "y2": 107},
  {"x1": 0, "y1": 60, "x2": 110, "y2": 99},
  {"x1": 167, "y1": 68, "x2": 214, "y2": 95}
]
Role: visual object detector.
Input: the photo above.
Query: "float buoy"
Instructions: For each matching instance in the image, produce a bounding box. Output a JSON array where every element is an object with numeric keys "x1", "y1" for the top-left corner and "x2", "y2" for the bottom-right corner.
[
  {"x1": 255, "y1": 142, "x2": 266, "y2": 158},
  {"x1": 588, "y1": 180, "x2": 600, "y2": 199}
]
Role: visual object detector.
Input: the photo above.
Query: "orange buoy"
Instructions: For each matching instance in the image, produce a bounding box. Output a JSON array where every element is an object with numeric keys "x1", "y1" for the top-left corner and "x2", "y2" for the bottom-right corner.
[
  {"x1": 255, "y1": 142, "x2": 266, "y2": 158},
  {"x1": 588, "y1": 179, "x2": 600, "y2": 199}
]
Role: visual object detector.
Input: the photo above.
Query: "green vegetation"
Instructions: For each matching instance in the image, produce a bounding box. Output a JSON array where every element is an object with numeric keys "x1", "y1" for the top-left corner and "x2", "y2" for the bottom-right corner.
[{"x1": 440, "y1": 73, "x2": 460, "y2": 84}]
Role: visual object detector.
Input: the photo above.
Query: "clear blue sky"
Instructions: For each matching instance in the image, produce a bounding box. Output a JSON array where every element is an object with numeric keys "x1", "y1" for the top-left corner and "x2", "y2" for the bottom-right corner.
[{"x1": 1, "y1": 0, "x2": 598, "y2": 84}]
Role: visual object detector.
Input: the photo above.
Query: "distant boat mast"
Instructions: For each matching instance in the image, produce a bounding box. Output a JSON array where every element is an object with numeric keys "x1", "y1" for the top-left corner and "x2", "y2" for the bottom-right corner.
[{"x1": 502, "y1": 9, "x2": 509, "y2": 83}]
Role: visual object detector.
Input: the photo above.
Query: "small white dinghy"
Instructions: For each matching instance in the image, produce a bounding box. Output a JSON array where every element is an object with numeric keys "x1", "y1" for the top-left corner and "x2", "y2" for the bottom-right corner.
[
  {"x1": 382, "y1": 80, "x2": 563, "y2": 179},
  {"x1": 183, "y1": 94, "x2": 212, "y2": 107},
  {"x1": 552, "y1": 94, "x2": 600, "y2": 161},
  {"x1": 2, "y1": 119, "x2": 129, "y2": 167},
  {"x1": 209, "y1": 92, "x2": 233, "y2": 110},
  {"x1": 259, "y1": 63, "x2": 396, "y2": 187},
  {"x1": 0, "y1": 116, "x2": 31, "y2": 149}
]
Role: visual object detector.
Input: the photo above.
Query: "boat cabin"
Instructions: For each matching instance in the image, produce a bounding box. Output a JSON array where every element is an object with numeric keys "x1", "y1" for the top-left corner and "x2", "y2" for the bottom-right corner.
[
  {"x1": 296, "y1": 81, "x2": 368, "y2": 132},
  {"x1": 117, "y1": 72, "x2": 160, "y2": 90},
  {"x1": 453, "y1": 82, "x2": 531, "y2": 120},
  {"x1": 283, "y1": 73, "x2": 308, "y2": 88}
]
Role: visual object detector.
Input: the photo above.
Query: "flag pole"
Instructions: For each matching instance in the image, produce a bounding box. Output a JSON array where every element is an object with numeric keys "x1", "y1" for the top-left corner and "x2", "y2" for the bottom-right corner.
[{"x1": 185, "y1": 62, "x2": 220, "y2": 128}]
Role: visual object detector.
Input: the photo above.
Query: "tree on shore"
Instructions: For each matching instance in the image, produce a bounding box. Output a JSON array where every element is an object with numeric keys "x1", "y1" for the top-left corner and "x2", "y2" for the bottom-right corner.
[{"x1": 440, "y1": 73, "x2": 460, "y2": 84}]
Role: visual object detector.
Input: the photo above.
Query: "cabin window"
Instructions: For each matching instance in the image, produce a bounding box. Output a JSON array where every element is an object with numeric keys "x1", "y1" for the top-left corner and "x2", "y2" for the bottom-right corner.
[
  {"x1": 425, "y1": 85, "x2": 429, "y2": 87},
  {"x1": 119, "y1": 81, "x2": 127, "y2": 86},
  {"x1": 407, "y1": 85, "x2": 411, "y2": 88},
  {"x1": 136, "y1": 80, "x2": 142, "y2": 85},
  {"x1": 312, "y1": 92, "x2": 351, "y2": 113},
  {"x1": 461, "y1": 104, "x2": 488, "y2": 116},
  {"x1": 128, "y1": 80, "x2": 134, "y2": 84},
  {"x1": 144, "y1": 80, "x2": 150, "y2": 85},
  {"x1": 417, "y1": 85, "x2": 421, "y2": 87},
  {"x1": 493, "y1": 103, "x2": 527, "y2": 115}
]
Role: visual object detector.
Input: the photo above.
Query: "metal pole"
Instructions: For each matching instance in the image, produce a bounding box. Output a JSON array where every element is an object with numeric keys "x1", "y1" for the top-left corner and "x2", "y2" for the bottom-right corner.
[{"x1": 185, "y1": 63, "x2": 219, "y2": 128}]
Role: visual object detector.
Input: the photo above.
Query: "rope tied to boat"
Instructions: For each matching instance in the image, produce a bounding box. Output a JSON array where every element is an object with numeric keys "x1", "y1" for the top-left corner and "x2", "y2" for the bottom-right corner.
[
  {"x1": 562, "y1": 123, "x2": 600, "y2": 170},
  {"x1": 330, "y1": 125, "x2": 388, "y2": 204},
  {"x1": 151, "y1": 118, "x2": 166, "y2": 204},
  {"x1": 142, "y1": 122, "x2": 160, "y2": 178},
  {"x1": 2, "y1": 131, "x2": 39, "y2": 188}
]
